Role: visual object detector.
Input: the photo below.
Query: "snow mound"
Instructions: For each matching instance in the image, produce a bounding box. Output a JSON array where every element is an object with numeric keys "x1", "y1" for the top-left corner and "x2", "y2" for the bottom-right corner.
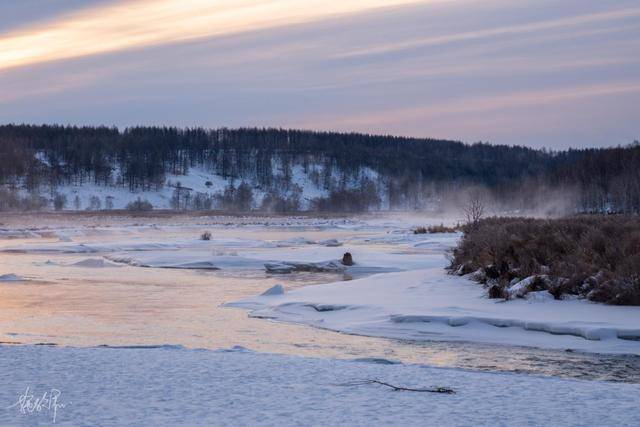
[{"x1": 261, "y1": 284, "x2": 285, "y2": 296}]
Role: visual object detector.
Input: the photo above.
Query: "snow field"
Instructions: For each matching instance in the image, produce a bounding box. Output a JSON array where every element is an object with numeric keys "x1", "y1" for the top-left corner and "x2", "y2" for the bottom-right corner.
[{"x1": 1, "y1": 345, "x2": 638, "y2": 426}]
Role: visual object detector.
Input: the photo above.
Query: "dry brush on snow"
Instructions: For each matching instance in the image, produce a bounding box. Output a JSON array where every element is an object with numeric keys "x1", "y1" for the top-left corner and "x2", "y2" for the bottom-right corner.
[{"x1": 449, "y1": 215, "x2": 640, "y2": 305}]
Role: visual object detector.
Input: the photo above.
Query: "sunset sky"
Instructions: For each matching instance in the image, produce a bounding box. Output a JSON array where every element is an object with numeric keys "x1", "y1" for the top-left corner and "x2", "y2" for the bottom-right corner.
[{"x1": 1, "y1": 0, "x2": 638, "y2": 148}]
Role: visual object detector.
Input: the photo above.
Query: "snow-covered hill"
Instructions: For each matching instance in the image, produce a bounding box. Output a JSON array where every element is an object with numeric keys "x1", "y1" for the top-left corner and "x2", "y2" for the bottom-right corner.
[{"x1": 7, "y1": 156, "x2": 386, "y2": 211}]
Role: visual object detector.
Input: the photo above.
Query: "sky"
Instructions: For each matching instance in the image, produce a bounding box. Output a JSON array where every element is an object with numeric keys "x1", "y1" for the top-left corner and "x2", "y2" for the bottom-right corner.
[{"x1": 0, "y1": 0, "x2": 638, "y2": 149}]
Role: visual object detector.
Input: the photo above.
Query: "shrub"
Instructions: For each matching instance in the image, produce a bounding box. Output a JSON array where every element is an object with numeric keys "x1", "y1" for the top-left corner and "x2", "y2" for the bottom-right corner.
[
  {"x1": 449, "y1": 215, "x2": 640, "y2": 305},
  {"x1": 126, "y1": 197, "x2": 153, "y2": 211}
]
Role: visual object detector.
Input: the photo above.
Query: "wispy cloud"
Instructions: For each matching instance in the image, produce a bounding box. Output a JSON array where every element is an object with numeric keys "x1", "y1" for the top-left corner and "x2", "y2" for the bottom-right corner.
[
  {"x1": 0, "y1": 0, "x2": 431, "y2": 71},
  {"x1": 298, "y1": 81, "x2": 640, "y2": 128},
  {"x1": 334, "y1": 6, "x2": 640, "y2": 59}
]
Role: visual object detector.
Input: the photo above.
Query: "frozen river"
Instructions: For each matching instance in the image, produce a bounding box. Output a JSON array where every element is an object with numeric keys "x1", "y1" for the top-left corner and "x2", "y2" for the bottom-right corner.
[{"x1": 1, "y1": 213, "x2": 639, "y2": 383}]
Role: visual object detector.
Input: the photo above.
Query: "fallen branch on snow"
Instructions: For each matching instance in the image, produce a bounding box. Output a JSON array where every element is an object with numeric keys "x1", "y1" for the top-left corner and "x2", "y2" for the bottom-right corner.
[{"x1": 336, "y1": 379, "x2": 455, "y2": 394}]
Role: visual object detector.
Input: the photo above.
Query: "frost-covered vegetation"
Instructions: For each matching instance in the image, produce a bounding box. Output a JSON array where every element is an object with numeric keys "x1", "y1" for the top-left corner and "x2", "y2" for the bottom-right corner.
[{"x1": 450, "y1": 216, "x2": 640, "y2": 305}]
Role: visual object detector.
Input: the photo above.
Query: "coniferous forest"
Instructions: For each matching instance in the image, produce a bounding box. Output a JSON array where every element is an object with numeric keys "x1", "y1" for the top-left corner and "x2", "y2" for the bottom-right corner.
[{"x1": 0, "y1": 124, "x2": 638, "y2": 213}]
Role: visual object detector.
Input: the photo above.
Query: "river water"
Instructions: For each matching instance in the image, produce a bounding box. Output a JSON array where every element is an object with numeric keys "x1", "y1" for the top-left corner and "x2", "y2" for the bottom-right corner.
[{"x1": 1, "y1": 214, "x2": 638, "y2": 383}]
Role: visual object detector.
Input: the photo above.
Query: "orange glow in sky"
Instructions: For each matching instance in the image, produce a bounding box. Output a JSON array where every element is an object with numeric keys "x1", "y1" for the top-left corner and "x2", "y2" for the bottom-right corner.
[{"x1": 0, "y1": 0, "x2": 431, "y2": 71}]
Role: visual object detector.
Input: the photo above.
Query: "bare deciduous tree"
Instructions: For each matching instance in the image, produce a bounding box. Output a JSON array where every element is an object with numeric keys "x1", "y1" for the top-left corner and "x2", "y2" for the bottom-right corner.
[{"x1": 464, "y1": 191, "x2": 485, "y2": 227}]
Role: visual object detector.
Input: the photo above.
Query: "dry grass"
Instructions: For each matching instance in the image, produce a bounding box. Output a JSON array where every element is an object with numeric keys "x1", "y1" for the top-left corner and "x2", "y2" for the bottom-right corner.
[
  {"x1": 449, "y1": 215, "x2": 640, "y2": 305},
  {"x1": 414, "y1": 224, "x2": 460, "y2": 234}
]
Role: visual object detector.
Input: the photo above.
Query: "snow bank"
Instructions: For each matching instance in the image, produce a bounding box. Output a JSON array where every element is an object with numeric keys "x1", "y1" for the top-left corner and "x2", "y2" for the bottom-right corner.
[
  {"x1": 0, "y1": 345, "x2": 638, "y2": 426},
  {"x1": 231, "y1": 267, "x2": 640, "y2": 355}
]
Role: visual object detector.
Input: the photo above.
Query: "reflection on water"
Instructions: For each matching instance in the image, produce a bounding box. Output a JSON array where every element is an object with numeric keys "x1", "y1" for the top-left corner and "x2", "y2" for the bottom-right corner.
[{"x1": 0, "y1": 221, "x2": 639, "y2": 383}]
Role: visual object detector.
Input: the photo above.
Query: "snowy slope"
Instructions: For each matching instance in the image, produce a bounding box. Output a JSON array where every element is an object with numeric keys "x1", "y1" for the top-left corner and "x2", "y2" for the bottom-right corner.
[
  {"x1": 39, "y1": 165, "x2": 262, "y2": 210},
  {"x1": 11, "y1": 154, "x2": 382, "y2": 210}
]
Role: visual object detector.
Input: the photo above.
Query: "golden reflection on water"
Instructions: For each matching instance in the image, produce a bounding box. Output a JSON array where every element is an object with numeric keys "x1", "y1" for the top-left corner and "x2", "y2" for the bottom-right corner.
[
  {"x1": 0, "y1": 251, "x2": 455, "y2": 366},
  {"x1": 0, "y1": 224, "x2": 457, "y2": 366}
]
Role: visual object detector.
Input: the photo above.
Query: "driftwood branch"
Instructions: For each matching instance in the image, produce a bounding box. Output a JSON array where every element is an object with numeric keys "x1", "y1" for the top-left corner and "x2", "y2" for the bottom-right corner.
[{"x1": 337, "y1": 379, "x2": 455, "y2": 394}]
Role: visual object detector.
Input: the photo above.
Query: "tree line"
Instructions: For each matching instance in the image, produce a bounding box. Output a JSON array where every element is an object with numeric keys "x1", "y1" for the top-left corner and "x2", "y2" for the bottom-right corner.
[{"x1": 0, "y1": 124, "x2": 638, "y2": 213}]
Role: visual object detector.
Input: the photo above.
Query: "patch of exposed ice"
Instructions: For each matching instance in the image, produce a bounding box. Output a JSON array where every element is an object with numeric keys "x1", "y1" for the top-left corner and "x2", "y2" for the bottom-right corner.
[{"x1": 0, "y1": 273, "x2": 25, "y2": 282}]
